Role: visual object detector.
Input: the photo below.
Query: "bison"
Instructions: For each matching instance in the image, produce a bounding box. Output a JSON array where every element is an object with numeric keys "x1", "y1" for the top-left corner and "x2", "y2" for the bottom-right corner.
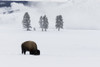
[{"x1": 21, "y1": 41, "x2": 40, "y2": 55}]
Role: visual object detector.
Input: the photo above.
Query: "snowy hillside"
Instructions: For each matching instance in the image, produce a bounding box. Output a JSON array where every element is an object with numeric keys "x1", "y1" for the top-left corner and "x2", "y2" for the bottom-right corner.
[{"x1": 0, "y1": 0, "x2": 100, "y2": 29}]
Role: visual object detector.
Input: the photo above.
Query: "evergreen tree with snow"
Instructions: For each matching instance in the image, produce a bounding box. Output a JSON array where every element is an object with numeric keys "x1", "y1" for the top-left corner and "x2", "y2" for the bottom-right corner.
[
  {"x1": 55, "y1": 15, "x2": 64, "y2": 31},
  {"x1": 39, "y1": 15, "x2": 49, "y2": 31},
  {"x1": 39, "y1": 16, "x2": 43, "y2": 29},
  {"x1": 22, "y1": 12, "x2": 31, "y2": 31},
  {"x1": 42, "y1": 15, "x2": 49, "y2": 31}
]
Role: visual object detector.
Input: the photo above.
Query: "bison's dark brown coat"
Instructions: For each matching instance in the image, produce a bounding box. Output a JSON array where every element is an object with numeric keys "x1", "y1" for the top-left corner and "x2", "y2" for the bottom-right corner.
[{"x1": 21, "y1": 41, "x2": 40, "y2": 55}]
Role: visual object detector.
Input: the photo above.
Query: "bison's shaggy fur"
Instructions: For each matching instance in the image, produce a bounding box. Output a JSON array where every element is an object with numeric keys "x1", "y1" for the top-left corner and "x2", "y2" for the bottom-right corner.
[{"x1": 21, "y1": 41, "x2": 40, "y2": 55}]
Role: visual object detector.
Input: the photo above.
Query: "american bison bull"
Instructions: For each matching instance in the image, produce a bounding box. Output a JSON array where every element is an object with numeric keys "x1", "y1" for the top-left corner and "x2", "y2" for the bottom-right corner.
[{"x1": 21, "y1": 41, "x2": 40, "y2": 55}]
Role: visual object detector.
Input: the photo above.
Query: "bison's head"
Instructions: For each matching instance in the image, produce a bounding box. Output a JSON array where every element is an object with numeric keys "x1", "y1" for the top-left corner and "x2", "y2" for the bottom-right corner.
[
  {"x1": 34, "y1": 49, "x2": 40, "y2": 55},
  {"x1": 30, "y1": 50, "x2": 40, "y2": 55}
]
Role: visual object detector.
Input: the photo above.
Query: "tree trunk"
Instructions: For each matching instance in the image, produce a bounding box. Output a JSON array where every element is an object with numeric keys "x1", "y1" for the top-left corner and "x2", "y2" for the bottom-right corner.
[
  {"x1": 58, "y1": 28, "x2": 60, "y2": 31},
  {"x1": 45, "y1": 29, "x2": 47, "y2": 31},
  {"x1": 42, "y1": 28, "x2": 43, "y2": 31},
  {"x1": 27, "y1": 28, "x2": 31, "y2": 31}
]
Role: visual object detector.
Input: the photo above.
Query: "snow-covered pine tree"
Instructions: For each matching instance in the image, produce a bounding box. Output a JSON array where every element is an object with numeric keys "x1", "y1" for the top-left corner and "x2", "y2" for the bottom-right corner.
[
  {"x1": 42, "y1": 15, "x2": 49, "y2": 31},
  {"x1": 55, "y1": 15, "x2": 64, "y2": 31},
  {"x1": 39, "y1": 16, "x2": 43, "y2": 31},
  {"x1": 22, "y1": 12, "x2": 31, "y2": 31},
  {"x1": 39, "y1": 15, "x2": 49, "y2": 31}
]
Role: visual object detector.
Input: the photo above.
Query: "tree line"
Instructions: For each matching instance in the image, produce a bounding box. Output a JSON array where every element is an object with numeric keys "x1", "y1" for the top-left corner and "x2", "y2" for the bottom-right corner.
[{"x1": 22, "y1": 12, "x2": 64, "y2": 31}]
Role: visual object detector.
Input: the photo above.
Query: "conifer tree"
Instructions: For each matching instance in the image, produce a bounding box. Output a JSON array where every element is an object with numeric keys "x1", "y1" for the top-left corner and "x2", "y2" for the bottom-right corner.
[
  {"x1": 39, "y1": 15, "x2": 49, "y2": 31},
  {"x1": 22, "y1": 12, "x2": 31, "y2": 31},
  {"x1": 42, "y1": 15, "x2": 49, "y2": 31},
  {"x1": 39, "y1": 16, "x2": 43, "y2": 31},
  {"x1": 55, "y1": 15, "x2": 64, "y2": 31}
]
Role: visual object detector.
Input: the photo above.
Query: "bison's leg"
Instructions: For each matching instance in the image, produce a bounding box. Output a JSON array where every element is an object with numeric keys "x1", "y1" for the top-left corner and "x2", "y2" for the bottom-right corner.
[
  {"x1": 21, "y1": 47, "x2": 26, "y2": 54},
  {"x1": 30, "y1": 51, "x2": 32, "y2": 55},
  {"x1": 21, "y1": 50, "x2": 23, "y2": 54},
  {"x1": 22, "y1": 50, "x2": 26, "y2": 54},
  {"x1": 23, "y1": 50, "x2": 26, "y2": 54}
]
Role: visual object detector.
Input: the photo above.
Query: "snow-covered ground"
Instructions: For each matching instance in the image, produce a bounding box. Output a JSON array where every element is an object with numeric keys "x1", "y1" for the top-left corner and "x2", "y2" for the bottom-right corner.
[{"x1": 0, "y1": 24, "x2": 100, "y2": 67}]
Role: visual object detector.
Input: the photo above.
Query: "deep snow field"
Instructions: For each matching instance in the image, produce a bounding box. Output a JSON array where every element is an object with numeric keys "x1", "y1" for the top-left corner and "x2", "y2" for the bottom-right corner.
[{"x1": 0, "y1": 24, "x2": 100, "y2": 67}]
